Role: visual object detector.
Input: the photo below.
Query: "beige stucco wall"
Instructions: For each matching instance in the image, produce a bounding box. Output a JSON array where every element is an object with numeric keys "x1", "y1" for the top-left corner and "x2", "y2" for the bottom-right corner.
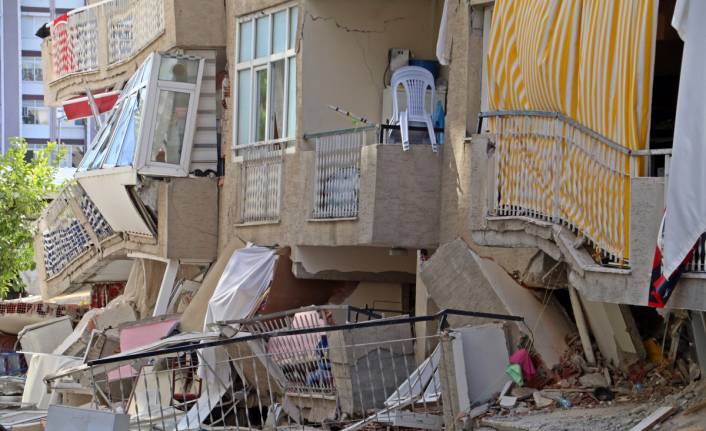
[
  {"x1": 340, "y1": 282, "x2": 403, "y2": 312},
  {"x1": 219, "y1": 0, "x2": 443, "y2": 268},
  {"x1": 431, "y1": 2, "x2": 539, "y2": 275},
  {"x1": 300, "y1": 0, "x2": 443, "y2": 140}
]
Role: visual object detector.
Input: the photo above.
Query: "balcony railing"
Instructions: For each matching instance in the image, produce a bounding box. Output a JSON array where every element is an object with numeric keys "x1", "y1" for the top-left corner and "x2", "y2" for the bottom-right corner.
[
  {"x1": 308, "y1": 127, "x2": 376, "y2": 220},
  {"x1": 483, "y1": 111, "x2": 635, "y2": 265},
  {"x1": 41, "y1": 184, "x2": 114, "y2": 278},
  {"x1": 239, "y1": 146, "x2": 284, "y2": 224},
  {"x1": 50, "y1": 0, "x2": 165, "y2": 81}
]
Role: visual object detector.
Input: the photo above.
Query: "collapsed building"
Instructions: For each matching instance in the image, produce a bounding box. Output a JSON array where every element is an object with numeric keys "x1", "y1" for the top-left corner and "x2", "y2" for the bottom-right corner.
[{"x1": 5, "y1": 0, "x2": 706, "y2": 429}]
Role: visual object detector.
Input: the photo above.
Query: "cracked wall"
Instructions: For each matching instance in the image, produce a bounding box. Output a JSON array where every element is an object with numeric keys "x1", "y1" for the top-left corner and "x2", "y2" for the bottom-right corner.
[{"x1": 300, "y1": 0, "x2": 443, "y2": 140}]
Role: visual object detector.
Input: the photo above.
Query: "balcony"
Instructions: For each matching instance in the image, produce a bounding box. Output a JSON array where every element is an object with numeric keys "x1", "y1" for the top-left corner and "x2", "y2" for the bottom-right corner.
[
  {"x1": 468, "y1": 110, "x2": 706, "y2": 309},
  {"x1": 234, "y1": 127, "x2": 441, "y2": 250},
  {"x1": 41, "y1": 0, "x2": 225, "y2": 105},
  {"x1": 35, "y1": 177, "x2": 218, "y2": 298}
]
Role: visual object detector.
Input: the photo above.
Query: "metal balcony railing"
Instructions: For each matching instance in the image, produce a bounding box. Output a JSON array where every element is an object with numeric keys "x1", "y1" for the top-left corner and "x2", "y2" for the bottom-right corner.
[
  {"x1": 307, "y1": 127, "x2": 376, "y2": 220},
  {"x1": 482, "y1": 111, "x2": 635, "y2": 265},
  {"x1": 481, "y1": 111, "x2": 706, "y2": 273},
  {"x1": 49, "y1": 0, "x2": 165, "y2": 81},
  {"x1": 239, "y1": 145, "x2": 284, "y2": 224},
  {"x1": 41, "y1": 184, "x2": 114, "y2": 278},
  {"x1": 72, "y1": 309, "x2": 521, "y2": 430}
]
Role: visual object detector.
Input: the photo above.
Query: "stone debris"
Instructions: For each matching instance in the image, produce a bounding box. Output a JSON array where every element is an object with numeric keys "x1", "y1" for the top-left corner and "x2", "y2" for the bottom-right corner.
[
  {"x1": 532, "y1": 391, "x2": 554, "y2": 409},
  {"x1": 579, "y1": 372, "x2": 609, "y2": 388}
]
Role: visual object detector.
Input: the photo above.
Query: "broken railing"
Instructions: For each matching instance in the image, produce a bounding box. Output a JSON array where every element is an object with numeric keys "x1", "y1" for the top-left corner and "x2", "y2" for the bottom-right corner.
[
  {"x1": 80, "y1": 309, "x2": 523, "y2": 430},
  {"x1": 482, "y1": 111, "x2": 637, "y2": 265},
  {"x1": 238, "y1": 145, "x2": 285, "y2": 224},
  {"x1": 49, "y1": 0, "x2": 165, "y2": 80},
  {"x1": 40, "y1": 184, "x2": 114, "y2": 278}
]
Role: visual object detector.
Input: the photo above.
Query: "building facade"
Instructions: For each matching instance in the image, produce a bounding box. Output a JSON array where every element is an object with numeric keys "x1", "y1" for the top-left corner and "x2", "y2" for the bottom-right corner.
[
  {"x1": 34, "y1": 0, "x2": 706, "y2": 373},
  {"x1": 1, "y1": 0, "x2": 88, "y2": 164}
]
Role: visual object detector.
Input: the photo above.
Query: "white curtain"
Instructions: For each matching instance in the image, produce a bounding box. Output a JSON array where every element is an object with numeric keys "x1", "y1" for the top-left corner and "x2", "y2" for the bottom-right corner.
[{"x1": 662, "y1": 0, "x2": 706, "y2": 278}]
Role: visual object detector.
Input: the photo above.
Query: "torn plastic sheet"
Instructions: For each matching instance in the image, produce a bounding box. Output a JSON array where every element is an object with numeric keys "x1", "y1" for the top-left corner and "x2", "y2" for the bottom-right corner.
[{"x1": 199, "y1": 245, "x2": 277, "y2": 384}]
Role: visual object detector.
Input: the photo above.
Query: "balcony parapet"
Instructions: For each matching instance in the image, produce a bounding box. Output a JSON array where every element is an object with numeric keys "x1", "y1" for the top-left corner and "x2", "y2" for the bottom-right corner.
[{"x1": 41, "y1": 0, "x2": 225, "y2": 105}]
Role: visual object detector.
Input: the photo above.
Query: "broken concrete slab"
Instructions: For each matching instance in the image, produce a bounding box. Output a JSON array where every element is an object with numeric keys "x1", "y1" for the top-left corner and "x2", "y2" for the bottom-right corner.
[
  {"x1": 579, "y1": 296, "x2": 646, "y2": 367},
  {"x1": 0, "y1": 410, "x2": 47, "y2": 429},
  {"x1": 533, "y1": 391, "x2": 554, "y2": 408},
  {"x1": 180, "y1": 239, "x2": 245, "y2": 332},
  {"x1": 420, "y1": 238, "x2": 573, "y2": 367},
  {"x1": 18, "y1": 316, "x2": 73, "y2": 358},
  {"x1": 22, "y1": 354, "x2": 82, "y2": 409},
  {"x1": 579, "y1": 372, "x2": 609, "y2": 388},
  {"x1": 500, "y1": 395, "x2": 518, "y2": 408},
  {"x1": 95, "y1": 302, "x2": 136, "y2": 330},
  {"x1": 629, "y1": 406, "x2": 677, "y2": 431}
]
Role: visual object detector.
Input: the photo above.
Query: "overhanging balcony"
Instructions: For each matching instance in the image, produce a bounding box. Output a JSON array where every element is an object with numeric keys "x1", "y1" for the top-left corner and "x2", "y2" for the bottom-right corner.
[
  {"x1": 303, "y1": 126, "x2": 442, "y2": 249},
  {"x1": 35, "y1": 176, "x2": 218, "y2": 298},
  {"x1": 468, "y1": 110, "x2": 706, "y2": 309},
  {"x1": 233, "y1": 126, "x2": 442, "y2": 250},
  {"x1": 41, "y1": 0, "x2": 225, "y2": 105}
]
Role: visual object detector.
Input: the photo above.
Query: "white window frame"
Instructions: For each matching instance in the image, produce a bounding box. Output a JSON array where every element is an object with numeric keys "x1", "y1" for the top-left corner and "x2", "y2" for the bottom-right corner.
[
  {"x1": 76, "y1": 52, "x2": 205, "y2": 177},
  {"x1": 233, "y1": 2, "x2": 298, "y2": 151},
  {"x1": 136, "y1": 54, "x2": 204, "y2": 177},
  {"x1": 21, "y1": 13, "x2": 49, "y2": 40}
]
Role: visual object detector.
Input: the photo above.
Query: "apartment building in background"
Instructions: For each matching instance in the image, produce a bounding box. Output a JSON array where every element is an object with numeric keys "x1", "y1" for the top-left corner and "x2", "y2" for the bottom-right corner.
[{"x1": 0, "y1": 0, "x2": 88, "y2": 165}]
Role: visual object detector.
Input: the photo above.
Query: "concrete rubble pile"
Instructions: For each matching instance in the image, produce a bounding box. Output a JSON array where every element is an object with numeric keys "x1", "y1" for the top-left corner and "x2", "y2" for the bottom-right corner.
[{"x1": 2, "y1": 244, "x2": 705, "y2": 431}]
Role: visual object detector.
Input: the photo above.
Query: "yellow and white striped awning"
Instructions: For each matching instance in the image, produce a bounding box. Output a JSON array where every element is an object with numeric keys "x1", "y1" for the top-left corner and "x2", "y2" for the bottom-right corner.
[
  {"x1": 485, "y1": 0, "x2": 658, "y2": 263},
  {"x1": 487, "y1": 0, "x2": 657, "y2": 151}
]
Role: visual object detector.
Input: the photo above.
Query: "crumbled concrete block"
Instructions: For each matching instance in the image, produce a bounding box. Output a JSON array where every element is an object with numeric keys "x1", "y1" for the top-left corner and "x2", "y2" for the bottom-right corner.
[
  {"x1": 579, "y1": 372, "x2": 608, "y2": 388},
  {"x1": 533, "y1": 392, "x2": 555, "y2": 408},
  {"x1": 500, "y1": 396, "x2": 518, "y2": 408}
]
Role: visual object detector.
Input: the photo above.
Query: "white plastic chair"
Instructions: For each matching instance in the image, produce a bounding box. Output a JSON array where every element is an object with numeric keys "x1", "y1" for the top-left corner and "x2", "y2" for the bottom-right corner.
[{"x1": 390, "y1": 66, "x2": 438, "y2": 152}]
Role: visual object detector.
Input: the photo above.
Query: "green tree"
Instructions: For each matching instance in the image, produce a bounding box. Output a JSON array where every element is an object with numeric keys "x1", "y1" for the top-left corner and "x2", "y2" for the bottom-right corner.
[{"x1": 0, "y1": 138, "x2": 65, "y2": 296}]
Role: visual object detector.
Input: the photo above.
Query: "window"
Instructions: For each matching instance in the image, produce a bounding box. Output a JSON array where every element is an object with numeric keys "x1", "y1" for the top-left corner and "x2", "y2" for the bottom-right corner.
[
  {"x1": 27, "y1": 144, "x2": 73, "y2": 168},
  {"x1": 22, "y1": 57, "x2": 43, "y2": 82},
  {"x1": 21, "y1": 14, "x2": 49, "y2": 39},
  {"x1": 22, "y1": 100, "x2": 49, "y2": 125},
  {"x1": 235, "y1": 5, "x2": 298, "y2": 147},
  {"x1": 77, "y1": 53, "x2": 203, "y2": 176}
]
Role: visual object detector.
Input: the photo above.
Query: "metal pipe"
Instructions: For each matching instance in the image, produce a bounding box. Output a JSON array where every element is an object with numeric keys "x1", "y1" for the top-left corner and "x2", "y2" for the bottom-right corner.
[{"x1": 88, "y1": 308, "x2": 524, "y2": 366}]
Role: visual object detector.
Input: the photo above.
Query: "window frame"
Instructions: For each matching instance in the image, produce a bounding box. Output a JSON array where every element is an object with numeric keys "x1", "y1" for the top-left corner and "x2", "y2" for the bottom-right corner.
[
  {"x1": 21, "y1": 14, "x2": 49, "y2": 40},
  {"x1": 233, "y1": 3, "x2": 298, "y2": 151},
  {"x1": 76, "y1": 52, "x2": 204, "y2": 177},
  {"x1": 22, "y1": 99, "x2": 50, "y2": 125},
  {"x1": 22, "y1": 57, "x2": 43, "y2": 82},
  {"x1": 136, "y1": 54, "x2": 205, "y2": 176}
]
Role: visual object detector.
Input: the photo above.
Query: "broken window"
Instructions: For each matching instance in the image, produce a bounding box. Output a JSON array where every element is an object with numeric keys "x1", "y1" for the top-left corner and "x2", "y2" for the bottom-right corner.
[
  {"x1": 235, "y1": 4, "x2": 298, "y2": 148},
  {"x1": 76, "y1": 52, "x2": 204, "y2": 177}
]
